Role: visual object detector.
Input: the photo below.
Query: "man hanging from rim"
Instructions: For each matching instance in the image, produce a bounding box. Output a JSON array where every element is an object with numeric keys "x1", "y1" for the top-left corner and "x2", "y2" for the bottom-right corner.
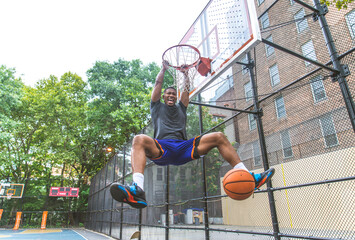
[{"x1": 110, "y1": 62, "x2": 275, "y2": 208}]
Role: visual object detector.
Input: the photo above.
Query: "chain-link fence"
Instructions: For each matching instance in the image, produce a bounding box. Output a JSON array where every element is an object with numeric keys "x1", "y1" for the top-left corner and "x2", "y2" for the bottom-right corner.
[
  {"x1": 0, "y1": 197, "x2": 86, "y2": 229},
  {"x1": 86, "y1": 0, "x2": 355, "y2": 239}
]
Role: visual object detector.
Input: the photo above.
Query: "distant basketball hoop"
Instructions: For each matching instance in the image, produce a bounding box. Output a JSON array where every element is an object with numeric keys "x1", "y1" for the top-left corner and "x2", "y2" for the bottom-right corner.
[{"x1": 0, "y1": 183, "x2": 23, "y2": 199}]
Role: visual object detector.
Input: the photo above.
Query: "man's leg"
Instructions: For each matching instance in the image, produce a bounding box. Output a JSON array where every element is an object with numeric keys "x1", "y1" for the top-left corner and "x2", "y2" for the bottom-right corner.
[
  {"x1": 196, "y1": 132, "x2": 274, "y2": 189},
  {"x1": 110, "y1": 134, "x2": 161, "y2": 208},
  {"x1": 131, "y1": 134, "x2": 161, "y2": 176},
  {"x1": 196, "y1": 132, "x2": 241, "y2": 167}
]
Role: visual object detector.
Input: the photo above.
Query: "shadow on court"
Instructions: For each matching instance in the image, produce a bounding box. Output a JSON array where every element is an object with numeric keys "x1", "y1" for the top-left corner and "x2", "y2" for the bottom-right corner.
[{"x1": 0, "y1": 228, "x2": 114, "y2": 240}]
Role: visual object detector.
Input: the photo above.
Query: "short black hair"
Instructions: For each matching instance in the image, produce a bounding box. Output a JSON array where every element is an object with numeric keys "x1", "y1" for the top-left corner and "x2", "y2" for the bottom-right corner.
[{"x1": 163, "y1": 86, "x2": 177, "y2": 93}]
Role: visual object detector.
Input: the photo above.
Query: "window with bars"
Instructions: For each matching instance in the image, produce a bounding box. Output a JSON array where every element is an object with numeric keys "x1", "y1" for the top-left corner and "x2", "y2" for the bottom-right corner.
[
  {"x1": 260, "y1": 12, "x2": 270, "y2": 30},
  {"x1": 269, "y1": 64, "x2": 280, "y2": 86},
  {"x1": 345, "y1": 9, "x2": 355, "y2": 39},
  {"x1": 281, "y1": 130, "x2": 293, "y2": 158},
  {"x1": 302, "y1": 40, "x2": 317, "y2": 66},
  {"x1": 253, "y1": 141, "x2": 261, "y2": 166},
  {"x1": 248, "y1": 113, "x2": 257, "y2": 131},
  {"x1": 265, "y1": 35, "x2": 275, "y2": 57},
  {"x1": 244, "y1": 81, "x2": 253, "y2": 101},
  {"x1": 295, "y1": 8, "x2": 308, "y2": 33},
  {"x1": 320, "y1": 115, "x2": 338, "y2": 148},
  {"x1": 275, "y1": 96, "x2": 287, "y2": 119},
  {"x1": 310, "y1": 75, "x2": 327, "y2": 103}
]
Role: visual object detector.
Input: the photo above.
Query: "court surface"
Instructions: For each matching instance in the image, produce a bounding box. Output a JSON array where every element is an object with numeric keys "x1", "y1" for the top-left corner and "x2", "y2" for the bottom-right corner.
[{"x1": 0, "y1": 228, "x2": 114, "y2": 240}]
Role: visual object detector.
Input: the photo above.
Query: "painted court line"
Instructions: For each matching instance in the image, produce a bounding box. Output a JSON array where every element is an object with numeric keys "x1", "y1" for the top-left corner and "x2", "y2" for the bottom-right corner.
[
  {"x1": 0, "y1": 229, "x2": 86, "y2": 240},
  {"x1": 72, "y1": 229, "x2": 89, "y2": 240}
]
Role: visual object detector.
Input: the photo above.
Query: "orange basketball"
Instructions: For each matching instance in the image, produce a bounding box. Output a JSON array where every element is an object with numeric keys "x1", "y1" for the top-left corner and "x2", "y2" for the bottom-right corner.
[{"x1": 222, "y1": 169, "x2": 255, "y2": 200}]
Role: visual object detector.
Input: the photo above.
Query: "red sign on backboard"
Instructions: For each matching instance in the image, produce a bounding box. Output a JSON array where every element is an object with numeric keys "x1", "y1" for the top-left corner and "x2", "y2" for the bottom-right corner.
[{"x1": 49, "y1": 187, "x2": 79, "y2": 197}]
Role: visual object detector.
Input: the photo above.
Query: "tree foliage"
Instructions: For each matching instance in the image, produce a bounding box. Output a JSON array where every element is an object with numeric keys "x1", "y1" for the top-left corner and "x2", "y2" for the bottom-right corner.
[
  {"x1": 321, "y1": 0, "x2": 353, "y2": 9},
  {"x1": 0, "y1": 60, "x2": 162, "y2": 222},
  {"x1": 86, "y1": 59, "x2": 161, "y2": 149}
]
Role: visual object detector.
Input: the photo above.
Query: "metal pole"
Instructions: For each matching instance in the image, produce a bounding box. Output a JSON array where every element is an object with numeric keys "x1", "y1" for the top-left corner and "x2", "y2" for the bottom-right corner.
[
  {"x1": 190, "y1": 101, "x2": 255, "y2": 114},
  {"x1": 94, "y1": 173, "x2": 100, "y2": 232},
  {"x1": 101, "y1": 163, "x2": 108, "y2": 233},
  {"x1": 120, "y1": 147, "x2": 126, "y2": 240},
  {"x1": 247, "y1": 52, "x2": 280, "y2": 240},
  {"x1": 313, "y1": 0, "x2": 355, "y2": 132},
  {"x1": 139, "y1": 128, "x2": 145, "y2": 240},
  {"x1": 109, "y1": 155, "x2": 117, "y2": 237},
  {"x1": 198, "y1": 94, "x2": 210, "y2": 240},
  {"x1": 165, "y1": 165, "x2": 170, "y2": 240}
]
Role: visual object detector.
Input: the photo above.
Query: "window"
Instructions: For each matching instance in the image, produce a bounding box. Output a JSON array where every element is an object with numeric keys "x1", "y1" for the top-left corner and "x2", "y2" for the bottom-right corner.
[
  {"x1": 257, "y1": 0, "x2": 265, "y2": 5},
  {"x1": 345, "y1": 10, "x2": 355, "y2": 39},
  {"x1": 281, "y1": 130, "x2": 293, "y2": 158},
  {"x1": 244, "y1": 81, "x2": 253, "y2": 101},
  {"x1": 320, "y1": 115, "x2": 338, "y2": 148},
  {"x1": 248, "y1": 113, "x2": 257, "y2": 131},
  {"x1": 269, "y1": 64, "x2": 280, "y2": 86},
  {"x1": 310, "y1": 75, "x2": 327, "y2": 103},
  {"x1": 275, "y1": 96, "x2": 286, "y2": 118},
  {"x1": 302, "y1": 40, "x2": 317, "y2": 66},
  {"x1": 290, "y1": 0, "x2": 295, "y2": 5},
  {"x1": 265, "y1": 35, "x2": 275, "y2": 57},
  {"x1": 260, "y1": 12, "x2": 270, "y2": 30},
  {"x1": 157, "y1": 167, "x2": 163, "y2": 181},
  {"x1": 295, "y1": 8, "x2": 308, "y2": 33},
  {"x1": 213, "y1": 115, "x2": 225, "y2": 122},
  {"x1": 253, "y1": 141, "x2": 261, "y2": 166}
]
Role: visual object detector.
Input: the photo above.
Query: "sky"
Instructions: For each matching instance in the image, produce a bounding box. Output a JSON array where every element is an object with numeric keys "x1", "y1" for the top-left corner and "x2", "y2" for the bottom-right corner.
[{"x1": 0, "y1": 0, "x2": 210, "y2": 86}]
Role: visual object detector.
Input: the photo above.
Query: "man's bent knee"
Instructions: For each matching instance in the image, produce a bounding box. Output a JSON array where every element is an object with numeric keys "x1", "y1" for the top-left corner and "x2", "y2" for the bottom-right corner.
[
  {"x1": 132, "y1": 134, "x2": 151, "y2": 146},
  {"x1": 211, "y1": 132, "x2": 228, "y2": 144},
  {"x1": 132, "y1": 134, "x2": 160, "y2": 158}
]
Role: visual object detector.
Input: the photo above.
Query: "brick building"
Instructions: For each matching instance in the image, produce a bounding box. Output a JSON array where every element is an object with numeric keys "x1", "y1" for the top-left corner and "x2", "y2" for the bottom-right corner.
[{"x1": 211, "y1": 0, "x2": 355, "y2": 171}]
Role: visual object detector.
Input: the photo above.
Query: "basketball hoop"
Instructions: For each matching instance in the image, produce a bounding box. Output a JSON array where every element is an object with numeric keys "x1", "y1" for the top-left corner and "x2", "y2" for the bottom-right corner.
[
  {"x1": 162, "y1": 44, "x2": 200, "y2": 70},
  {"x1": 162, "y1": 44, "x2": 202, "y2": 96},
  {"x1": 6, "y1": 193, "x2": 13, "y2": 200}
]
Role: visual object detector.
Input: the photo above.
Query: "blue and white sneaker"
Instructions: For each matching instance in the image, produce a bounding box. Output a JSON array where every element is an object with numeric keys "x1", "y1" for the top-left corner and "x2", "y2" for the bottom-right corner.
[
  {"x1": 250, "y1": 168, "x2": 275, "y2": 190},
  {"x1": 110, "y1": 183, "x2": 147, "y2": 209}
]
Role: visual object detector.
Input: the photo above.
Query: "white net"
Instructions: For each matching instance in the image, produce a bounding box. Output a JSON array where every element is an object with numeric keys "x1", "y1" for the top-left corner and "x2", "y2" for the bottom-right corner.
[
  {"x1": 6, "y1": 193, "x2": 13, "y2": 200},
  {"x1": 162, "y1": 45, "x2": 200, "y2": 96}
]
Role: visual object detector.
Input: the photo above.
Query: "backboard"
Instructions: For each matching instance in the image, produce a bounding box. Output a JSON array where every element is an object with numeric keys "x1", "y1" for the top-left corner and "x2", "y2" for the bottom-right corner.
[
  {"x1": 178, "y1": 0, "x2": 261, "y2": 100},
  {"x1": 0, "y1": 183, "x2": 24, "y2": 199},
  {"x1": 49, "y1": 187, "x2": 79, "y2": 197}
]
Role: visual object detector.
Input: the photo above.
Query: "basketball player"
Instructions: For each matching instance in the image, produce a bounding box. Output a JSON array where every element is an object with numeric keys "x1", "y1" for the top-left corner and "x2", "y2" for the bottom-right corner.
[{"x1": 110, "y1": 62, "x2": 275, "y2": 208}]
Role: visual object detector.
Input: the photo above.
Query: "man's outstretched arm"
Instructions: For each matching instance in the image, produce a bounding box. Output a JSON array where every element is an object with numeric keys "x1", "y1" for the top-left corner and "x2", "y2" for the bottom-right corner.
[{"x1": 151, "y1": 62, "x2": 168, "y2": 102}]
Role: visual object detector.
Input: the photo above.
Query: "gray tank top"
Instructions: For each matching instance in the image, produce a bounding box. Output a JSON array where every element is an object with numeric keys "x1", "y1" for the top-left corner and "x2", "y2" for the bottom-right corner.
[{"x1": 150, "y1": 100, "x2": 187, "y2": 140}]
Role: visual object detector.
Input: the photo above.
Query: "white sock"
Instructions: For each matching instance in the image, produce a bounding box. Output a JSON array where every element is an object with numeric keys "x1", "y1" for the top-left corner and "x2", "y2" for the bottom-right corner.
[
  {"x1": 133, "y1": 173, "x2": 144, "y2": 190},
  {"x1": 233, "y1": 162, "x2": 249, "y2": 171}
]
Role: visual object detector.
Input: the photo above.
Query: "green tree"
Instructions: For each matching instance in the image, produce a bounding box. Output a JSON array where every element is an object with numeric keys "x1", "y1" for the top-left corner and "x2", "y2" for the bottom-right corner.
[
  {"x1": 321, "y1": 0, "x2": 353, "y2": 9},
  {"x1": 0, "y1": 65, "x2": 27, "y2": 183},
  {"x1": 18, "y1": 73, "x2": 91, "y2": 217},
  {"x1": 86, "y1": 59, "x2": 164, "y2": 151}
]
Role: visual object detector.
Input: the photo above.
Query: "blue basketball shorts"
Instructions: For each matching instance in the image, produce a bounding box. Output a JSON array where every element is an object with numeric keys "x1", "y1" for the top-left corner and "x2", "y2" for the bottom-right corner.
[{"x1": 150, "y1": 136, "x2": 202, "y2": 166}]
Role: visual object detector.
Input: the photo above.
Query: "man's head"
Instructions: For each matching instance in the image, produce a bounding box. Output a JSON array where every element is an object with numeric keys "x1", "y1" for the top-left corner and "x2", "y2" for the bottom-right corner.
[{"x1": 162, "y1": 87, "x2": 177, "y2": 106}]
